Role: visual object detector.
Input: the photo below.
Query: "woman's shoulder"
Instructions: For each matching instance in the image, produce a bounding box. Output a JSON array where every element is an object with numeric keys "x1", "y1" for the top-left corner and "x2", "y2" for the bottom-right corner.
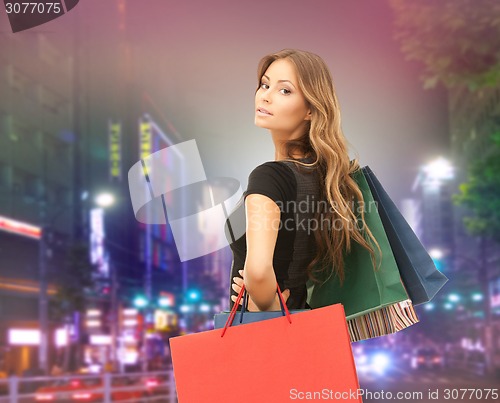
[
  {"x1": 275, "y1": 156, "x2": 319, "y2": 177},
  {"x1": 247, "y1": 156, "x2": 318, "y2": 189},
  {"x1": 254, "y1": 156, "x2": 315, "y2": 172},
  {"x1": 249, "y1": 160, "x2": 296, "y2": 179},
  {"x1": 246, "y1": 161, "x2": 297, "y2": 204}
]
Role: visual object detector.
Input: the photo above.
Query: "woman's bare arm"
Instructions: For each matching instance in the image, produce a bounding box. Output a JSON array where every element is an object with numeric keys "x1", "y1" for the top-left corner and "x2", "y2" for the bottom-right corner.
[{"x1": 241, "y1": 193, "x2": 282, "y2": 311}]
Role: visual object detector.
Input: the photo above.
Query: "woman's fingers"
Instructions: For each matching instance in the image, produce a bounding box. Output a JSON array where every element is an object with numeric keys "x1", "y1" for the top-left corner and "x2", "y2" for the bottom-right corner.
[
  {"x1": 276, "y1": 289, "x2": 290, "y2": 307},
  {"x1": 231, "y1": 273, "x2": 245, "y2": 305},
  {"x1": 232, "y1": 271, "x2": 292, "y2": 309},
  {"x1": 283, "y1": 289, "x2": 290, "y2": 300}
]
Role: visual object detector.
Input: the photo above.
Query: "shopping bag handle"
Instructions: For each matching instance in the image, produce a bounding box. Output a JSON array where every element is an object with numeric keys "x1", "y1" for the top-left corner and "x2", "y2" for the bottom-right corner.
[
  {"x1": 221, "y1": 282, "x2": 291, "y2": 337},
  {"x1": 240, "y1": 286, "x2": 286, "y2": 321}
]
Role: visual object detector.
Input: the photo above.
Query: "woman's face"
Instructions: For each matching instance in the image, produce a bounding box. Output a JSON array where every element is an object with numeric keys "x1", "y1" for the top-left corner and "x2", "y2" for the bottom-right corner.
[{"x1": 255, "y1": 58, "x2": 311, "y2": 137}]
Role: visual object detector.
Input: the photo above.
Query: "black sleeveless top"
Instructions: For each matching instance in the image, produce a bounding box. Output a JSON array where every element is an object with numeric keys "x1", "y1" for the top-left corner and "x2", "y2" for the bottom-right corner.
[{"x1": 224, "y1": 156, "x2": 323, "y2": 310}]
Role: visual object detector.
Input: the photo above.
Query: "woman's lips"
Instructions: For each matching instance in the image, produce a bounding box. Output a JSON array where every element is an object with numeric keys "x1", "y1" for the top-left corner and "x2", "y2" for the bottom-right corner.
[{"x1": 256, "y1": 107, "x2": 273, "y2": 115}]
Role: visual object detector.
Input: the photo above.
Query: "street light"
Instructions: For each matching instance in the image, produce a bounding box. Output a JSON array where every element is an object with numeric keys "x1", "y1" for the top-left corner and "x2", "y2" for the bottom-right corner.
[
  {"x1": 95, "y1": 192, "x2": 115, "y2": 208},
  {"x1": 429, "y1": 248, "x2": 444, "y2": 260},
  {"x1": 187, "y1": 289, "x2": 201, "y2": 302},
  {"x1": 179, "y1": 305, "x2": 191, "y2": 313},
  {"x1": 472, "y1": 293, "x2": 483, "y2": 302},
  {"x1": 423, "y1": 157, "x2": 454, "y2": 183},
  {"x1": 199, "y1": 303, "x2": 211, "y2": 313},
  {"x1": 158, "y1": 297, "x2": 171, "y2": 308},
  {"x1": 133, "y1": 295, "x2": 148, "y2": 309}
]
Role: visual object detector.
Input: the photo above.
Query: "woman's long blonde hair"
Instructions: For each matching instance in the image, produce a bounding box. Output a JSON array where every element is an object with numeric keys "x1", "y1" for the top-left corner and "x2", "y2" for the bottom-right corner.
[{"x1": 256, "y1": 49, "x2": 381, "y2": 284}]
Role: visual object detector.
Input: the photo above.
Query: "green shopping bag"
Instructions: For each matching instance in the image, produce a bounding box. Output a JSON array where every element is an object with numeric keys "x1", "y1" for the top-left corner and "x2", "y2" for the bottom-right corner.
[{"x1": 307, "y1": 168, "x2": 408, "y2": 318}]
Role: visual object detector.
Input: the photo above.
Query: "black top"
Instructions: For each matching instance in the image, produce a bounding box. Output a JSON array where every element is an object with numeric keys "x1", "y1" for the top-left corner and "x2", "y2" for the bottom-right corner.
[{"x1": 224, "y1": 156, "x2": 323, "y2": 310}]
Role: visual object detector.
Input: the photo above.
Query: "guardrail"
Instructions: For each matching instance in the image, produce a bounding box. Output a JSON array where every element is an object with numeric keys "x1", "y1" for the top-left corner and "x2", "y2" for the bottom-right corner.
[{"x1": 0, "y1": 369, "x2": 177, "y2": 403}]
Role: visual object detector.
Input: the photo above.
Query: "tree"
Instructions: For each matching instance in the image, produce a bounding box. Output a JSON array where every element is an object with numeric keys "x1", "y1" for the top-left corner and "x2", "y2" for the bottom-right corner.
[
  {"x1": 388, "y1": 0, "x2": 500, "y2": 91},
  {"x1": 452, "y1": 131, "x2": 500, "y2": 242},
  {"x1": 452, "y1": 131, "x2": 500, "y2": 374}
]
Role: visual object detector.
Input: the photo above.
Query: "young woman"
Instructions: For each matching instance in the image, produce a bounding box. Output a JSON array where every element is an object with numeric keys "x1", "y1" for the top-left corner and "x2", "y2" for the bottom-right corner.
[{"x1": 225, "y1": 49, "x2": 379, "y2": 312}]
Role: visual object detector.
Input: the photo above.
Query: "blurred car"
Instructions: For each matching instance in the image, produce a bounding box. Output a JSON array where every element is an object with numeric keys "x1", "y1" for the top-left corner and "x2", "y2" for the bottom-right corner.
[
  {"x1": 353, "y1": 345, "x2": 393, "y2": 376},
  {"x1": 411, "y1": 347, "x2": 443, "y2": 370},
  {"x1": 141, "y1": 373, "x2": 170, "y2": 397},
  {"x1": 70, "y1": 377, "x2": 145, "y2": 402},
  {"x1": 35, "y1": 378, "x2": 100, "y2": 402},
  {"x1": 35, "y1": 376, "x2": 146, "y2": 402}
]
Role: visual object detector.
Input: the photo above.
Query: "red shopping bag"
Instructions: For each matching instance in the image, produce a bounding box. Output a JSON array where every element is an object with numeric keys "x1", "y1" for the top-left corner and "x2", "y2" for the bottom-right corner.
[{"x1": 170, "y1": 284, "x2": 363, "y2": 403}]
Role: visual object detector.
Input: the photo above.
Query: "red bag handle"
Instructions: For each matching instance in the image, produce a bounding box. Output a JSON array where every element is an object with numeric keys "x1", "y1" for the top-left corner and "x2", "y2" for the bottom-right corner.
[{"x1": 221, "y1": 282, "x2": 291, "y2": 337}]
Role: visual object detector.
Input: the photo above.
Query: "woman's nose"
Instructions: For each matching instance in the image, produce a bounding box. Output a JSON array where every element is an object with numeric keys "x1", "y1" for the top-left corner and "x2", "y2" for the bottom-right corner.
[{"x1": 260, "y1": 92, "x2": 270, "y2": 103}]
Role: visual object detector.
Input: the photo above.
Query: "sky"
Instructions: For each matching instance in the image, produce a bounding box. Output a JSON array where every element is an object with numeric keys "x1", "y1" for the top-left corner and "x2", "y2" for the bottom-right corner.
[{"x1": 0, "y1": 0, "x2": 450, "y2": 204}]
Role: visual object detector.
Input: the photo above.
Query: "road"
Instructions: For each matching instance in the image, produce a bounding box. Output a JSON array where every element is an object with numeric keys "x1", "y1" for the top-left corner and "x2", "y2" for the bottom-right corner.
[{"x1": 359, "y1": 367, "x2": 499, "y2": 403}]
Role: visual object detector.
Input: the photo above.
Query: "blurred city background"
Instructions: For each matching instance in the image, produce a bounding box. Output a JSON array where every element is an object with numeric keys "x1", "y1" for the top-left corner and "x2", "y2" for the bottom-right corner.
[{"x1": 0, "y1": 0, "x2": 499, "y2": 401}]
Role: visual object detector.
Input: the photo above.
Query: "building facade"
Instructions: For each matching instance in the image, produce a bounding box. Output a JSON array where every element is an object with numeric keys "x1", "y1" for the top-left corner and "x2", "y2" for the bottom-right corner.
[{"x1": 0, "y1": 32, "x2": 74, "y2": 375}]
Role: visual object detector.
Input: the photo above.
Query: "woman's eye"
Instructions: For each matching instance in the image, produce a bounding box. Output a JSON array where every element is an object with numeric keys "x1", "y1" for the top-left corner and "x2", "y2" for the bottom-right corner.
[
  {"x1": 280, "y1": 88, "x2": 291, "y2": 95},
  {"x1": 260, "y1": 83, "x2": 269, "y2": 89}
]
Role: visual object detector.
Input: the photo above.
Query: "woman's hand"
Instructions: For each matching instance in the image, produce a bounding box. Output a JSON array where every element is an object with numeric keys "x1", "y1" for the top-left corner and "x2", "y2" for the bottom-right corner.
[{"x1": 231, "y1": 269, "x2": 290, "y2": 311}]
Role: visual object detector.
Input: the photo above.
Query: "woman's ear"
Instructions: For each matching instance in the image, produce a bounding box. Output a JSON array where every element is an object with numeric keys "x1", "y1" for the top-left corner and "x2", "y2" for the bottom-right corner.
[{"x1": 305, "y1": 109, "x2": 312, "y2": 121}]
